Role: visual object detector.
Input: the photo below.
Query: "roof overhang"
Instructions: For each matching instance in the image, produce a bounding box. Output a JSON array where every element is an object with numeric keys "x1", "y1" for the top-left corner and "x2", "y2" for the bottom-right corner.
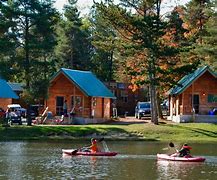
[{"x1": 168, "y1": 66, "x2": 217, "y2": 96}]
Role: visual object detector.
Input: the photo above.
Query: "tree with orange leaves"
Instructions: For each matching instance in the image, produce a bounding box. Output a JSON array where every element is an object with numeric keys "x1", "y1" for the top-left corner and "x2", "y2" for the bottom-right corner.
[
  {"x1": 93, "y1": 0, "x2": 184, "y2": 124},
  {"x1": 93, "y1": 0, "x2": 204, "y2": 124}
]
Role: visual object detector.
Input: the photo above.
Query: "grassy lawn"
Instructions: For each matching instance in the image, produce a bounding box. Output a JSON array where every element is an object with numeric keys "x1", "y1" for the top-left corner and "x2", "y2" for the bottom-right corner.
[{"x1": 0, "y1": 122, "x2": 217, "y2": 142}]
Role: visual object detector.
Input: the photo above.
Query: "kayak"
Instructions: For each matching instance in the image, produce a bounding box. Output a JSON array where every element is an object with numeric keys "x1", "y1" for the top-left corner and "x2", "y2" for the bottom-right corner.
[
  {"x1": 157, "y1": 154, "x2": 205, "y2": 162},
  {"x1": 62, "y1": 149, "x2": 118, "y2": 156}
]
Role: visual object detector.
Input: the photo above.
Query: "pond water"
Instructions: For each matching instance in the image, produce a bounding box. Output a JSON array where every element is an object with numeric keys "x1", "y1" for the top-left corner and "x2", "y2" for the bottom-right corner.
[{"x1": 0, "y1": 141, "x2": 217, "y2": 180}]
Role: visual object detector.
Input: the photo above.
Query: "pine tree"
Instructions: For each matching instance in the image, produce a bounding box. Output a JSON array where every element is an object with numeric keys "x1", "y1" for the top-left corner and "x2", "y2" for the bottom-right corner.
[
  {"x1": 0, "y1": 0, "x2": 18, "y2": 80},
  {"x1": 192, "y1": 0, "x2": 217, "y2": 69},
  {"x1": 0, "y1": 0, "x2": 58, "y2": 88},
  {"x1": 89, "y1": 4, "x2": 118, "y2": 81},
  {"x1": 94, "y1": 0, "x2": 171, "y2": 124},
  {"x1": 55, "y1": 0, "x2": 92, "y2": 70}
]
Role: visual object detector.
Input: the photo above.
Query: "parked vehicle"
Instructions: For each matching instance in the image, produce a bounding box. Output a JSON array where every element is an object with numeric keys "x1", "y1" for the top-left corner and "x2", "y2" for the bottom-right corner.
[
  {"x1": 29, "y1": 104, "x2": 44, "y2": 120},
  {"x1": 9, "y1": 110, "x2": 22, "y2": 125},
  {"x1": 135, "y1": 102, "x2": 151, "y2": 119},
  {"x1": 7, "y1": 104, "x2": 27, "y2": 118},
  {"x1": 0, "y1": 107, "x2": 5, "y2": 118}
]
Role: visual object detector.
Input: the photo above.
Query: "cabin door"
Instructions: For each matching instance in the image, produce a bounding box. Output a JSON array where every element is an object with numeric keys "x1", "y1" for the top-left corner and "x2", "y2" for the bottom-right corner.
[
  {"x1": 193, "y1": 94, "x2": 199, "y2": 114},
  {"x1": 56, "y1": 96, "x2": 64, "y2": 115}
]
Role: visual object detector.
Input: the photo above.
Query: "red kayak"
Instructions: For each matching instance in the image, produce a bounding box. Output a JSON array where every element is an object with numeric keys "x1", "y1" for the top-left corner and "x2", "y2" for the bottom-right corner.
[
  {"x1": 62, "y1": 149, "x2": 118, "y2": 156},
  {"x1": 157, "y1": 154, "x2": 205, "y2": 162}
]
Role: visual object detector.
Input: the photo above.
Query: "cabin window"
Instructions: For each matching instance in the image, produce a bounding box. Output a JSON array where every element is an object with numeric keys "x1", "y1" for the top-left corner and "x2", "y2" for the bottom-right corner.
[
  {"x1": 71, "y1": 96, "x2": 82, "y2": 108},
  {"x1": 75, "y1": 96, "x2": 82, "y2": 106},
  {"x1": 110, "y1": 82, "x2": 117, "y2": 88},
  {"x1": 208, "y1": 94, "x2": 217, "y2": 103}
]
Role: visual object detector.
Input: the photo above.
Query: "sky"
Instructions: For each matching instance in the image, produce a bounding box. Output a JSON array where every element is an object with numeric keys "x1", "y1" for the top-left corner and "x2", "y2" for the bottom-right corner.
[
  {"x1": 54, "y1": 0, "x2": 190, "y2": 15},
  {"x1": 54, "y1": 0, "x2": 92, "y2": 14}
]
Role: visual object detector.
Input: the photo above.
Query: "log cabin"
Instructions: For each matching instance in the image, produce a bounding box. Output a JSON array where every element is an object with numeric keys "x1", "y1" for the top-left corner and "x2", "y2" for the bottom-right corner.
[
  {"x1": 167, "y1": 66, "x2": 217, "y2": 123},
  {"x1": 45, "y1": 68, "x2": 116, "y2": 124}
]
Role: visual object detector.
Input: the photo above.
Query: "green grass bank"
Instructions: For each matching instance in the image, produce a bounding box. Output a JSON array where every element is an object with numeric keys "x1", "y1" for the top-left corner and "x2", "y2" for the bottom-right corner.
[{"x1": 1, "y1": 122, "x2": 217, "y2": 142}]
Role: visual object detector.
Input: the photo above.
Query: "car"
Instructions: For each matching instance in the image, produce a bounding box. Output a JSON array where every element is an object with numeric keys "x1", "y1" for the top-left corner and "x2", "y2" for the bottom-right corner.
[
  {"x1": 30, "y1": 104, "x2": 43, "y2": 116},
  {"x1": 7, "y1": 104, "x2": 27, "y2": 118},
  {"x1": 9, "y1": 111, "x2": 22, "y2": 125},
  {"x1": 0, "y1": 107, "x2": 5, "y2": 118},
  {"x1": 135, "y1": 102, "x2": 151, "y2": 119},
  {"x1": 29, "y1": 104, "x2": 44, "y2": 120}
]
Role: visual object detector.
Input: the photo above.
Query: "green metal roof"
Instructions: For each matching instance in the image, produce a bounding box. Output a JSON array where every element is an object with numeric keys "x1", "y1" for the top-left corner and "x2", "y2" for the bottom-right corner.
[
  {"x1": 169, "y1": 66, "x2": 217, "y2": 95},
  {"x1": 0, "y1": 79, "x2": 19, "y2": 99},
  {"x1": 52, "y1": 68, "x2": 116, "y2": 99}
]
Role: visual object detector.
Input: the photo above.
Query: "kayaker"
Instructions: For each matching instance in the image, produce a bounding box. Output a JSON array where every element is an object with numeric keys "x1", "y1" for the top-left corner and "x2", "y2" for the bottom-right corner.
[
  {"x1": 178, "y1": 143, "x2": 192, "y2": 157},
  {"x1": 89, "y1": 138, "x2": 100, "y2": 153}
]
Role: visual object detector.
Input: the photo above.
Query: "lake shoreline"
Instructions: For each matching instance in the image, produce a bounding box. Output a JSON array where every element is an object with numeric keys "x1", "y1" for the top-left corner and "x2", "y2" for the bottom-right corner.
[{"x1": 1, "y1": 121, "x2": 217, "y2": 142}]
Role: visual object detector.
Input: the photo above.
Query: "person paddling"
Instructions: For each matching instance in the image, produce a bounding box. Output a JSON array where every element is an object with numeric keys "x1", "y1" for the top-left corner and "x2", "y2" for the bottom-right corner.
[
  {"x1": 170, "y1": 143, "x2": 192, "y2": 157},
  {"x1": 178, "y1": 143, "x2": 192, "y2": 157},
  {"x1": 89, "y1": 138, "x2": 100, "y2": 153}
]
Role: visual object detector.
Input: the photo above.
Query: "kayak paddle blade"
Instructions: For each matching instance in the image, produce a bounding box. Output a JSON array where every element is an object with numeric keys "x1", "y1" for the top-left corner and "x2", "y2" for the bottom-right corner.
[
  {"x1": 169, "y1": 142, "x2": 175, "y2": 148},
  {"x1": 99, "y1": 137, "x2": 104, "y2": 142},
  {"x1": 71, "y1": 149, "x2": 78, "y2": 155}
]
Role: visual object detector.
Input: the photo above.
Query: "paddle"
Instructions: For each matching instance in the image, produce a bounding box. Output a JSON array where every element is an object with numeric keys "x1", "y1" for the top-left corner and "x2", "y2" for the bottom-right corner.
[
  {"x1": 162, "y1": 142, "x2": 175, "y2": 151},
  {"x1": 71, "y1": 137, "x2": 104, "y2": 155},
  {"x1": 169, "y1": 142, "x2": 179, "y2": 152}
]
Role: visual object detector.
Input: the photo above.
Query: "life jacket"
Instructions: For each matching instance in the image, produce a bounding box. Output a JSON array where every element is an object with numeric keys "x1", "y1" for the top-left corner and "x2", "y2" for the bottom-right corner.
[
  {"x1": 182, "y1": 145, "x2": 192, "y2": 150},
  {"x1": 90, "y1": 143, "x2": 98, "y2": 153}
]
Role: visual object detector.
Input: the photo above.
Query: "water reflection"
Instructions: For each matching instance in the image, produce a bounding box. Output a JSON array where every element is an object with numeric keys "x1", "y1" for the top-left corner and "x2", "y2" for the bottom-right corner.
[
  {"x1": 0, "y1": 142, "x2": 27, "y2": 179},
  {"x1": 61, "y1": 155, "x2": 114, "y2": 179},
  {"x1": 0, "y1": 141, "x2": 217, "y2": 180},
  {"x1": 156, "y1": 160, "x2": 204, "y2": 179}
]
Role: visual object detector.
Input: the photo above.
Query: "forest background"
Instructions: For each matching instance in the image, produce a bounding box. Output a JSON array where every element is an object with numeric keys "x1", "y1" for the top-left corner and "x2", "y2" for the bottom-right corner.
[{"x1": 0, "y1": 0, "x2": 216, "y2": 124}]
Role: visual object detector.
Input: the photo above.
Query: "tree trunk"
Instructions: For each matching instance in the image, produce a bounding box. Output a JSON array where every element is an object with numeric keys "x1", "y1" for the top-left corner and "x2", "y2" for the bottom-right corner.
[
  {"x1": 149, "y1": 83, "x2": 158, "y2": 124},
  {"x1": 109, "y1": 49, "x2": 113, "y2": 83},
  {"x1": 157, "y1": 94, "x2": 164, "y2": 119},
  {"x1": 27, "y1": 103, "x2": 32, "y2": 126},
  {"x1": 148, "y1": 55, "x2": 158, "y2": 125},
  {"x1": 25, "y1": 16, "x2": 30, "y2": 88}
]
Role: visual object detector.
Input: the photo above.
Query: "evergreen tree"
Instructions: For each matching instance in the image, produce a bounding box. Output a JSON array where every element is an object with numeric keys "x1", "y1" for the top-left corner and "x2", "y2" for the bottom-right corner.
[
  {"x1": 0, "y1": 0, "x2": 58, "y2": 125},
  {"x1": 89, "y1": 4, "x2": 118, "y2": 81},
  {"x1": 94, "y1": 0, "x2": 202, "y2": 124},
  {"x1": 182, "y1": 0, "x2": 211, "y2": 44},
  {"x1": 0, "y1": 0, "x2": 18, "y2": 80},
  {"x1": 55, "y1": 0, "x2": 92, "y2": 70},
  {"x1": 180, "y1": 0, "x2": 213, "y2": 66},
  {"x1": 0, "y1": 0, "x2": 58, "y2": 88},
  {"x1": 94, "y1": 0, "x2": 170, "y2": 124},
  {"x1": 192, "y1": 0, "x2": 217, "y2": 69},
  {"x1": 0, "y1": 0, "x2": 58, "y2": 93}
]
